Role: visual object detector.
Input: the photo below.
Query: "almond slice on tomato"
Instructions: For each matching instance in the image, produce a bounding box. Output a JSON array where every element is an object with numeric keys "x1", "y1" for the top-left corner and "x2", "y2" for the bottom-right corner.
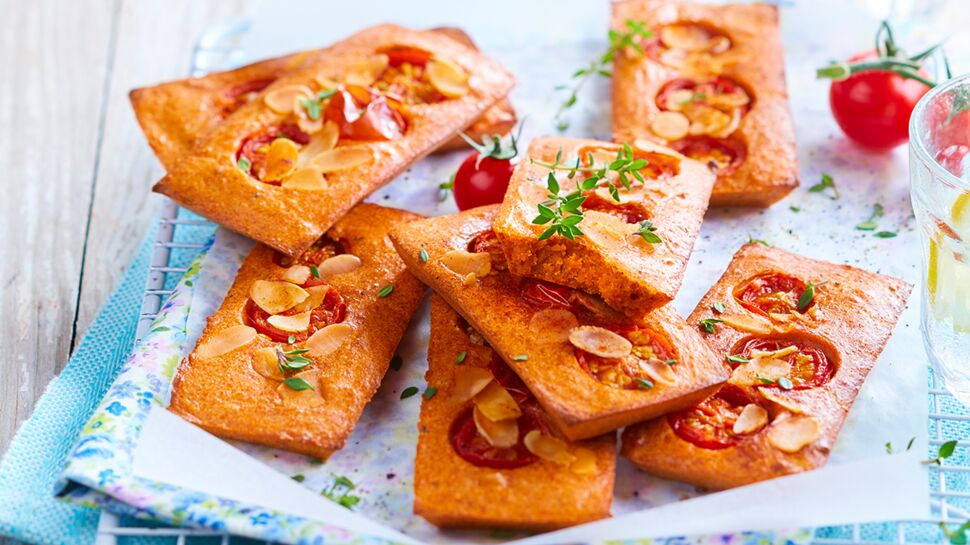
[
  {"x1": 264, "y1": 84, "x2": 313, "y2": 114},
  {"x1": 250, "y1": 280, "x2": 309, "y2": 314},
  {"x1": 311, "y1": 147, "x2": 372, "y2": 172},
  {"x1": 660, "y1": 24, "x2": 715, "y2": 52},
  {"x1": 719, "y1": 313, "x2": 773, "y2": 335},
  {"x1": 281, "y1": 166, "x2": 328, "y2": 191},
  {"x1": 280, "y1": 265, "x2": 311, "y2": 284},
  {"x1": 261, "y1": 138, "x2": 300, "y2": 182},
  {"x1": 345, "y1": 53, "x2": 389, "y2": 87},
  {"x1": 528, "y1": 309, "x2": 579, "y2": 344},
  {"x1": 663, "y1": 89, "x2": 699, "y2": 111},
  {"x1": 568, "y1": 326, "x2": 633, "y2": 359},
  {"x1": 767, "y1": 414, "x2": 820, "y2": 453},
  {"x1": 650, "y1": 111, "x2": 690, "y2": 140},
  {"x1": 299, "y1": 122, "x2": 339, "y2": 167},
  {"x1": 473, "y1": 406, "x2": 518, "y2": 448},
  {"x1": 427, "y1": 58, "x2": 470, "y2": 98},
  {"x1": 291, "y1": 285, "x2": 329, "y2": 313},
  {"x1": 306, "y1": 323, "x2": 354, "y2": 357},
  {"x1": 441, "y1": 249, "x2": 491, "y2": 278},
  {"x1": 640, "y1": 358, "x2": 678, "y2": 386},
  {"x1": 452, "y1": 366, "x2": 493, "y2": 403},
  {"x1": 687, "y1": 104, "x2": 732, "y2": 136},
  {"x1": 473, "y1": 381, "x2": 521, "y2": 421},
  {"x1": 750, "y1": 345, "x2": 799, "y2": 360},
  {"x1": 317, "y1": 254, "x2": 361, "y2": 277},
  {"x1": 267, "y1": 311, "x2": 312, "y2": 332},
  {"x1": 252, "y1": 347, "x2": 285, "y2": 381},
  {"x1": 523, "y1": 430, "x2": 576, "y2": 465},
  {"x1": 730, "y1": 357, "x2": 791, "y2": 386},
  {"x1": 733, "y1": 403, "x2": 768, "y2": 435},
  {"x1": 196, "y1": 325, "x2": 257, "y2": 359}
]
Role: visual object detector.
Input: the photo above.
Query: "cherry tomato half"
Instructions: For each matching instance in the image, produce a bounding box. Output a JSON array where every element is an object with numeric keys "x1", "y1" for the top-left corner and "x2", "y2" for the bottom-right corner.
[
  {"x1": 449, "y1": 406, "x2": 545, "y2": 469},
  {"x1": 668, "y1": 385, "x2": 755, "y2": 449},
  {"x1": 736, "y1": 337, "x2": 833, "y2": 390},
  {"x1": 828, "y1": 51, "x2": 931, "y2": 150},
  {"x1": 467, "y1": 230, "x2": 507, "y2": 270},
  {"x1": 245, "y1": 286, "x2": 346, "y2": 343},
  {"x1": 734, "y1": 272, "x2": 809, "y2": 317},
  {"x1": 452, "y1": 153, "x2": 515, "y2": 211}
]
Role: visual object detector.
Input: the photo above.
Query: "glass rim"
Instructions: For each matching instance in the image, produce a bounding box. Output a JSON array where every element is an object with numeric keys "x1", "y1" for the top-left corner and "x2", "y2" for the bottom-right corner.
[{"x1": 910, "y1": 72, "x2": 970, "y2": 192}]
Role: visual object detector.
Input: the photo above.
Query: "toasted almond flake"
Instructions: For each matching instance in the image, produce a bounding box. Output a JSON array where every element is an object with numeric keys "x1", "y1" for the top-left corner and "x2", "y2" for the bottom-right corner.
[
  {"x1": 277, "y1": 369, "x2": 324, "y2": 406},
  {"x1": 730, "y1": 357, "x2": 791, "y2": 386},
  {"x1": 297, "y1": 116, "x2": 323, "y2": 135},
  {"x1": 524, "y1": 430, "x2": 576, "y2": 465},
  {"x1": 305, "y1": 323, "x2": 354, "y2": 357},
  {"x1": 767, "y1": 414, "x2": 820, "y2": 453},
  {"x1": 707, "y1": 90, "x2": 750, "y2": 109},
  {"x1": 687, "y1": 104, "x2": 732, "y2": 136},
  {"x1": 298, "y1": 123, "x2": 339, "y2": 166},
  {"x1": 733, "y1": 403, "x2": 769, "y2": 435},
  {"x1": 267, "y1": 311, "x2": 312, "y2": 332},
  {"x1": 311, "y1": 147, "x2": 372, "y2": 172},
  {"x1": 708, "y1": 35, "x2": 732, "y2": 54},
  {"x1": 261, "y1": 138, "x2": 300, "y2": 182},
  {"x1": 758, "y1": 388, "x2": 807, "y2": 414},
  {"x1": 650, "y1": 111, "x2": 690, "y2": 140},
  {"x1": 291, "y1": 285, "x2": 329, "y2": 313},
  {"x1": 250, "y1": 280, "x2": 309, "y2": 314},
  {"x1": 462, "y1": 272, "x2": 478, "y2": 286},
  {"x1": 473, "y1": 381, "x2": 521, "y2": 421},
  {"x1": 281, "y1": 265, "x2": 311, "y2": 284},
  {"x1": 719, "y1": 313, "x2": 773, "y2": 335},
  {"x1": 640, "y1": 358, "x2": 678, "y2": 386},
  {"x1": 427, "y1": 58, "x2": 470, "y2": 98},
  {"x1": 345, "y1": 53, "x2": 389, "y2": 87},
  {"x1": 751, "y1": 345, "x2": 799, "y2": 360},
  {"x1": 768, "y1": 312, "x2": 792, "y2": 323},
  {"x1": 660, "y1": 24, "x2": 715, "y2": 52},
  {"x1": 528, "y1": 309, "x2": 579, "y2": 344},
  {"x1": 196, "y1": 325, "x2": 257, "y2": 359},
  {"x1": 252, "y1": 347, "x2": 285, "y2": 381},
  {"x1": 570, "y1": 447, "x2": 598, "y2": 475},
  {"x1": 568, "y1": 326, "x2": 632, "y2": 359},
  {"x1": 317, "y1": 254, "x2": 361, "y2": 277},
  {"x1": 441, "y1": 249, "x2": 491, "y2": 278},
  {"x1": 473, "y1": 406, "x2": 519, "y2": 448},
  {"x1": 281, "y1": 166, "x2": 328, "y2": 191},
  {"x1": 452, "y1": 366, "x2": 493, "y2": 403},
  {"x1": 264, "y1": 84, "x2": 313, "y2": 114},
  {"x1": 665, "y1": 89, "x2": 698, "y2": 111}
]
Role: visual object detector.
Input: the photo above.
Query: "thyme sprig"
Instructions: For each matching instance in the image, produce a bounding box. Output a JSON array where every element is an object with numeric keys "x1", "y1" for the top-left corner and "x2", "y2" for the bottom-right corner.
[{"x1": 554, "y1": 19, "x2": 652, "y2": 130}]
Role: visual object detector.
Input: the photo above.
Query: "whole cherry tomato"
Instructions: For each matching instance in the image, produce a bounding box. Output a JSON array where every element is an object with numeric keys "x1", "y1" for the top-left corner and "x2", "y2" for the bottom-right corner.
[{"x1": 450, "y1": 125, "x2": 522, "y2": 211}]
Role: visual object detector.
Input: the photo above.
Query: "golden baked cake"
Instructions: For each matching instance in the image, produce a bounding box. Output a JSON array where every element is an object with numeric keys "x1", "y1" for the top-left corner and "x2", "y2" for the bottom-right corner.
[
  {"x1": 611, "y1": 0, "x2": 798, "y2": 207},
  {"x1": 169, "y1": 204, "x2": 426, "y2": 459},
  {"x1": 389, "y1": 205, "x2": 729, "y2": 441},
  {"x1": 621, "y1": 243, "x2": 912, "y2": 489},
  {"x1": 413, "y1": 295, "x2": 615, "y2": 530},
  {"x1": 493, "y1": 137, "x2": 715, "y2": 319},
  {"x1": 130, "y1": 26, "x2": 516, "y2": 171},
  {"x1": 153, "y1": 24, "x2": 515, "y2": 256}
]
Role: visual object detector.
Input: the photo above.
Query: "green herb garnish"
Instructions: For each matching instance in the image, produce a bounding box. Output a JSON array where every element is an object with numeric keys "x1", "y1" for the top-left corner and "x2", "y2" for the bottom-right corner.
[
  {"x1": 699, "y1": 318, "x2": 723, "y2": 334},
  {"x1": 513, "y1": 354, "x2": 528, "y2": 361},
  {"x1": 300, "y1": 97, "x2": 322, "y2": 120},
  {"x1": 790, "y1": 206, "x2": 801, "y2": 212},
  {"x1": 377, "y1": 284, "x2": 393, "y2": 298},
  {"x1": 636, "y1": 220, "x2": 662, "y2": 244},
  {"x1": 726, "y1": 354, "x2": 749, "y2": 364},
  {"x1": 292, "y1": 474, "x2": 306, "y2": 483},
  {"x1": 283, "y1": 377, "x2": 315, "y2": 391},
  {"x1": 321, "y1": 474, "x2": 360, "y2": 510},
  {"x1": 856, "y1": 203, "x2": 884, "y2": 231},
  {"x1": 748, "y1": 235, "x2": 769, "y2": 247},
  {"x1": 237, "y1": 157, "x2": 251, "y2": 172},
  {"x1": 777, "y1": 377, "x2": 794, "y2": 390},
  {"x1": 438, "y1": 174, "x2": 454, "y2": 202},
  {"x1": 419, "y1": 248, "x2": 429, "y2": 263},
  {"x1": 455, "y1": 351, "x2": 467, "y2": 364},
  {"x1": 875, "y1": 231, "x2": 898, "y2": 238},
  {"x1": 634, "y1": 377, "x2": 654, "y2": 389},
  {"x1": 277, "y1": 347, "x2": 313, "y2": 373},
  {"x1": 423, "y1": 386, "x2": 438, "y2": 400},
  {"x1": 664, "y1": 359, "x2": 677, "y2": 366},
  {"x1": 712, "y1": 302, "x2": 726, "y2": 314},
  {"x1": 808, "y1": 173, "x2": 840, "y2": 200},
  {"x1": 309, "y1": 264, "x2": 320, "y2": 278},
  {"x1": 400, "y1": 386, "x2": 419, "y2": 399},
  {"x1": 925, "y1": 440, "x2": 959, "y2": 465},
  {"x1": 797, "y1": 281, "x2": 817, "y2": 312}
]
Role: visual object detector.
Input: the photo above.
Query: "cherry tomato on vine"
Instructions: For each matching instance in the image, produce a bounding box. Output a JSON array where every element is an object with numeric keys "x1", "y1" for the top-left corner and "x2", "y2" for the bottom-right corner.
[{"x1": 450, "y1": 124, "x2": 523, "y2": 211}]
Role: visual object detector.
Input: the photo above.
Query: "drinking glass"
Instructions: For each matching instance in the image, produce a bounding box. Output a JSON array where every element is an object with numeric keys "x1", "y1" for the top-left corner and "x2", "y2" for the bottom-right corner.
[{"x1": 910, "y1": 73, "x2": 970, "y2": 403}]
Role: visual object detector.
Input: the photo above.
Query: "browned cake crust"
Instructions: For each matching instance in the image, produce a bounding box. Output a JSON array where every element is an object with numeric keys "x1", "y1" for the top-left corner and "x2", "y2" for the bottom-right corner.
[
  {"x1": 413, "y1": 296, "x2": 615, "y2": 530},
  {"x1": 621, "y1": 243, "x2": 912, "y2": 489},
  {"x1": 493, "y1": 137, "x2": 715, "y2": 318},
  {"x1": 611, "y1": 0, "x2": 799, "y2": 207},
  {"x1": 389, "y1": 205, "x2": 729, "y2": 441},
  {"x1": 129, "y1": 27, "x2": 516, "y2": 172},
  {"x1": 168, "y1": 204, "x2": 426, "y2": 459},
  {"x1": 153, "y1": 24, "x2": 515, "y2": 257}
]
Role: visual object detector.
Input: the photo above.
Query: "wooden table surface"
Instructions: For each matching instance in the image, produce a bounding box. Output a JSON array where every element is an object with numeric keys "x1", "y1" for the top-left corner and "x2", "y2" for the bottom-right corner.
[{"x1": 0, "y1": 0, "x2": 254, "y2": 510}]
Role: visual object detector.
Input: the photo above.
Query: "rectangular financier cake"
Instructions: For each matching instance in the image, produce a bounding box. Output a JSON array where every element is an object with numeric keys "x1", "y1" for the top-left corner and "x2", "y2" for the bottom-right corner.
[
  {"x1": 611, "y1": 0, "x2": 799, "y2": 207},
  {"x1": 130, "y1": 26, "x2": 516, "y2": 172},
  {"x1": 154, "y1": 24, "x2": 514, "y2": 257},
  {"x1": 168, "y1": 204, "x2": 426, "y2": 459},
  {"x1": 621, "y1": 243, "x2": 912, "y2": 489},
  {"x1": 413, "y1": 295, "x2": 615, "y2": 530},
  {"x1": 493, "y1": 137, "x2": 715, "y2": 319},
  {"x1": 390, "y1": 205, "x2": 729, "y2": 441}
]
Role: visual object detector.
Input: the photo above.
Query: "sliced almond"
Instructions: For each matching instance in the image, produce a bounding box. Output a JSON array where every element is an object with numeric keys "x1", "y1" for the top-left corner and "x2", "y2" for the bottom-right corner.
[
  {"x1": 569, "y1": 447, "x2": 598, "y2": 475},
  {"x1": 426, "y1": 58, "x2": 470, "y2": 98},
  {"x1": 639, "y1": 358, "x2": 678, "y2": 386},
  {"x1": 261, "y1": 138, "x2": 300, "y2": 182},
  {"x1": 751, "y1": 345, "x2": 799, "y2": 360},
  {"x1": 664, "y1": 89, "x2": 699, "y2": 111},
  {"x1": 196, "y1": 325, "x2": 257, "y2": 359},
  {"x1": 292, "y1": 285, "x2": 329, "y2": 313},
  {"x1": 305, "y1": 323, "x2": 354, "y2": 357},
  {"x1": 311, "y1": 147, "x2": 372, "y2": 172},
  {"x1": 277, "y1": 369, "x2": 324, "y2": 406},
  {"x1": 568, "y1": 326, "x2": 632, "y2": 359},
  {"x1": 281, "y1": 265, "x2": 311, "y2": 284},
  {"x1": 317, "y1": 254, "x2": 361, "y2": 277},
  {"x1": 441, "y1": 249, "x2": 491, "y2": 278},
  {"x1": 297, "y1": 116, "x2": 323, "y2": 135},
  {"x1": 267, "y1": 311, "x2": 312, "y2": 332},
  {"x1": 528, "y1": 309, "x2": 579, "y2": 344},
  {"x1": 252, "y1": 347, "x2": 285, "y2": 381},
  {"x1": 731, "y1": 357, "x2": 791, "y2": 386},
  {"x1": 767, "y1": 414, "x2": 820, "y2": 453},
  {"x1": 473, "y1": 381, "x2": 521, "y2": 421},
  {"x1": 650, "y1": 111, "x2": 690, "y2": 141},
  {"x1": 733, "y1": 403, "x2": 768, "y2": 435},
  {"x1": 298, "y1": 122, "x2": 339, "y2": 166},
  {"x1": 281, "y1": 166, "x2": 328, "y2": 191},
  {"x1": 250, "y1": 280, "x2": 309, "y2": 314},
  {"x1": 686, "y1": 104, "x2": 732, "y2": 136},
  {"x1": 660, "y1": 24, "x2": 714, "y2": 52},
  {"x1": 719, "y1": 313, "x2": 773, "y2": 335},
  {"x1": 523, "y1": 430, "x2": 576, "y2": 465},
  {"x1": 473, "y1": 406, "x2": 519, "y2": 448},
  {"x1": 345, "y1": 53, "x2": 389, "y2": 87},
  {"x1": 708, "y1": 35, "x2": 732, "y2": 54},
  {"x1": 264, "y1": 84, "x2": 313, "y2": 114},
  {"x1": 452, "y1": 366, "x2": 493, "y2": 403},
  {"x1": 759, "y1": 388, "x2": 807, "y2": 415}
]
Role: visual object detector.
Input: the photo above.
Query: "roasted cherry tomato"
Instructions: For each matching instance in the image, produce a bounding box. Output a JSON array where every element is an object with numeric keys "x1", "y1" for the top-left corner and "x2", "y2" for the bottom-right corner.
[
  {"x1": 451, "y1": 127, "x2": 521, "y2": 210},
  {"x1": 245, "y1": 285, "x2": 346, "y2": 343},
  {"x1": 577, "y1": 144, "x2": 679, "y2": 181},
  {"x1": 736, "y1": 337, "x2": 833, "y2": 389},
  {"x1": 380, "y1": 45, "x2": 432, "y2": 68},
  {"x1": 734, "y1": 273, "x2": 809, "y2": 317},
  {"x1": 467, "y1": 230, "x2": 507, "y2": 270},
  {"x1": 575, "y1": 324, "x2": 676, "y2": 390},
  {"x1": 324, "y1": 86, "x2": 407, "y2": 141},
  {"x1": 521, "y1": 279, "x2": 575, "y2": 311},
  {"x1": 236, "y1": 124, "x2": 310, "y2": 182},
  {"x1": 669, "y1": 136, "x2": 746, "y2": 176},
  {"x1": 449, "y1": 406, "x2": 545, "y2": 469},
  {"x1": 668, "y1": 385, "x2": 755, "y2": 449},
  {"x1": 579, "y1": 192, "x2": 650, "y2": 223},
  {"x1": 274, "y1": 236, "x2": 346, "y2": 268},
  {"x1": 222, "y1": 78, "x2": 275, "y2": 115}
]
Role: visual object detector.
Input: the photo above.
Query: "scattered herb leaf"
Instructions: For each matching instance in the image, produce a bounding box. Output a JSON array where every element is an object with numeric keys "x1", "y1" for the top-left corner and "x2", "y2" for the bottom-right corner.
[
  {"x1": 790, "y1": 206, "x2": 801, "y2": 212},
  {"x1": 636, "y1": 220, "x2": 663, "y2": 244},
  {"x1": 292, "y1": 474, "x2": 306, "y2": 483},
  {"x1": 856, "y1": 203, "x2": 884, "y2": 231},
  {"x1": 418, "y1": 248, "x2": 429, "y2": 263},
  {"x1": 423, "y1": 386, "x2": 438, "y2": 400},
  {"x1": 309, "y1": 264, "x2": 320, "y2": 278},
  {"x1": 635, "y1": 377, "x2": 654, "y2": 389},
  {"x1": 321, "y1": 474, "x2": 360, "y2": 510},
  {"x1": 699, "y1": 318, "x2": 723, "y2": 334},
  {"x1": 664, "y1": 359, "x2": 677, "y2": 366},
  {"x1": 808, "y1": 173, "x2": 840, "y2": 200},
  {"x1": 455, "y1": 351, "x2": 467, "y2": 364},
  {"x1": 513, "y1": 354, "x2": 528, "y2": 361},
  {"x1": 726, "y1": 354, "x2": 749, "y2": 364},
  {"x1": 748, "y1": 235, "x2": 769, "y2": 247},
  {"x1": 377, "y1": 285, "x2": 394, "y2": 298},
  {"x1": 940, "y1": 520, "x2": 970, "y2": 545},
  {"x1": 925, "y1": 440, "x2": 959, "y2": 465},
  {"x1": 400, "y1": 386, "x2": 419, "y2": 399},
  {"x1": 875, "y1": 231, "x2": 898, "y2": 238},
  {"x1": 438, "y1": 174, "x2": 455, "y2": 201},
  {"x1": 797, "y1": 281, "x2": 817, "y2": 312},
  {"x1": 237, "y1": 157, "x2": 251, "y2": 172},
  {"x1": 288, "y1": 335, "x2": 296, "y2": 344},
  {"x1": 712, "y1": 302, "x2": 726, "y2": 314},
  {"x1": 283, "y1": 377, "x2": 314, "y2": 391}
]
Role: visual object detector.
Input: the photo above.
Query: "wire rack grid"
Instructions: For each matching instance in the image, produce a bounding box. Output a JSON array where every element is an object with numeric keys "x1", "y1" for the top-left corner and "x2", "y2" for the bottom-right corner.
[{"x1": 93, "y1": 15, "x2": 967, "y2": 545}]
